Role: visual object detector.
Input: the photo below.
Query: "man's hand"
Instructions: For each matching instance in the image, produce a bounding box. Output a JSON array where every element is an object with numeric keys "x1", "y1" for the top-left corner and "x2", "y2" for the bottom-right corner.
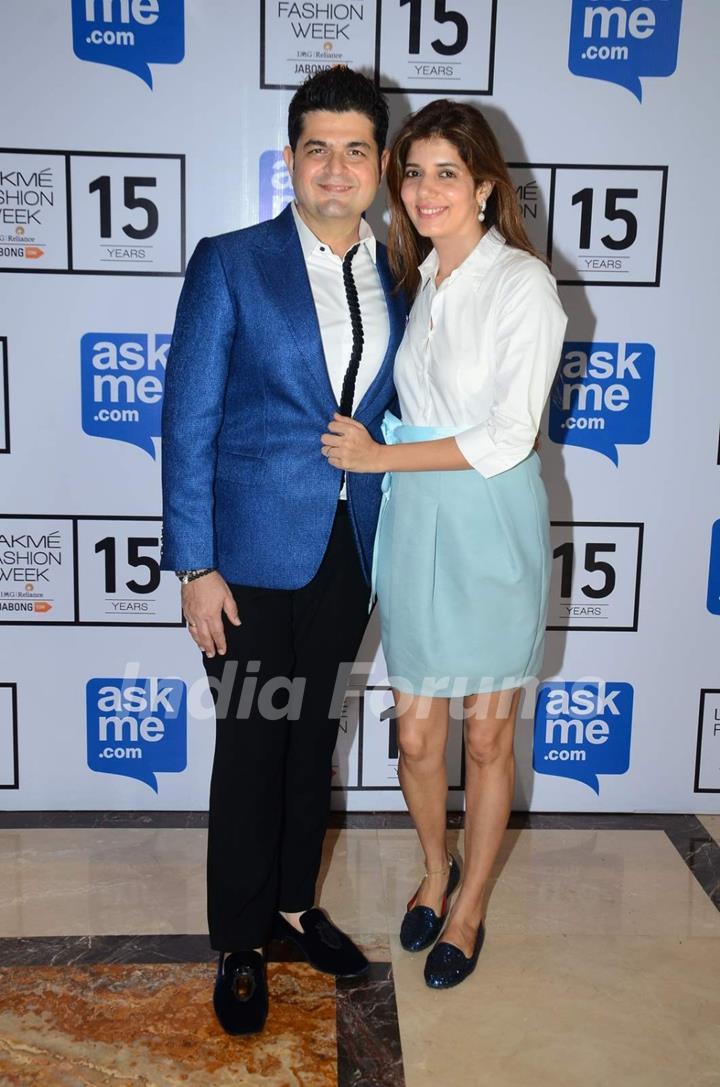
[
  {"x1": 182, "y1": 572, "x2": 240, "y2": 658},
  {"x1": 321, "y1": 413, "x2": 384, "y2": 473}
]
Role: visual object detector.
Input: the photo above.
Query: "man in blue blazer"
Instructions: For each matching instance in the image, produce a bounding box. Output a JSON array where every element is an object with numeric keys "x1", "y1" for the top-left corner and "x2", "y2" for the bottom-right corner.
[{"x1": 161, "y1": 68, "x2": 405, "y2": 1035}]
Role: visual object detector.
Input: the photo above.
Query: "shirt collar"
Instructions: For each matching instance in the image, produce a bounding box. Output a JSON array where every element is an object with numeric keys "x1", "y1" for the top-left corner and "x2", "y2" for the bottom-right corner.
[
  {"x1": 291, "y1": 201, "x2": 377, "y2": 263},
  {"x1": 418, "y1": 225, "x2": 506, "y2": 288}
]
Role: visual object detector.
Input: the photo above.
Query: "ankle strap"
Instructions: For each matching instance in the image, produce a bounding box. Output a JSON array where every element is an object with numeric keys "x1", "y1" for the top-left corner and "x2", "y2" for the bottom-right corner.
[{"x1": 424, "y1": 855, "x2": 451, "y2": 877}]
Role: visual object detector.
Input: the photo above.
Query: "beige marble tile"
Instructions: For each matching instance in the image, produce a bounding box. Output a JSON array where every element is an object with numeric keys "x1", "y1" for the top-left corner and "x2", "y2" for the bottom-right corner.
[
  {"x1": 699, "y1": 815, "x2": 720, "y2": 843},
  {"x1": 0, "y1": 829, "x2": 207, "y2": 937},
  {"x1": 378, "y1": 829, "x2": 720, "y2": 938},
  {"x1": 390, "y1": 934, "x2": 720, "y2": 1087},
  {"x1": 0, "y1": 828, "x2": 390, "y2": 952},
  {"x1": 316, "y1": 829, "x2": 386, "y2": 934},
  {"x1": 3, "y1": 826, "x2": 717, "y2": 949}
]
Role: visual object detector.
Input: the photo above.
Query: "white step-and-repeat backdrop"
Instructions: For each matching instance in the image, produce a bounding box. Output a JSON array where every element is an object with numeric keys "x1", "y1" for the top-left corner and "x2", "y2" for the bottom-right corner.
[{"x1": 1, "y1": 0, "x2": 717, "y2": 812}]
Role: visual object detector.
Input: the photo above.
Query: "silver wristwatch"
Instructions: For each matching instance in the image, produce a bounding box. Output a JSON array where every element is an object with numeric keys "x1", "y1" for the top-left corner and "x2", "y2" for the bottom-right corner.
[{"x1": 175, "y1": 568, "x2": 215, "y2": 584}]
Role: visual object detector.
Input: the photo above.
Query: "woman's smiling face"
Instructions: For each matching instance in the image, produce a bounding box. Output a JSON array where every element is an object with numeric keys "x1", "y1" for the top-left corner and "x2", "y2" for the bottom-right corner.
[{"x1": 400, "y1": 136, "x2": 491, "y2": 242}]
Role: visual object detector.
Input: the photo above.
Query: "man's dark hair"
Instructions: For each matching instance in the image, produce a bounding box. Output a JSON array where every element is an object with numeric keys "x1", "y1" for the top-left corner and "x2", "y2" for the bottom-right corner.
[{"x1": 287, "y1": 67, "x2": 389, "y2": 153}]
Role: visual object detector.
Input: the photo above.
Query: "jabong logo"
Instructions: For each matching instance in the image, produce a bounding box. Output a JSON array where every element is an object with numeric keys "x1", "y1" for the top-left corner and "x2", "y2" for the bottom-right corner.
[
  {"x1": 0, "y1": 599, "x2": 52, "y2": 615},
  {"x1": 86, "y1": 677, "x2": 186, "y2": 792},
  {"x1": 568, "y1": 0, "x2": 683, "y2": 102},
  {"x1": 81, "y1": 332, "x2": 170, "y2": 459},
  {"x1": 533, "y1": 680, "x2": 633, "y2": 794},
  {"x1": 72, "y1": 0, "x2": 185, "y2": 89},
  {"x1": 259, "y1": 151, "x2": 294, "y2": 223},
  {"x1": 549, "y1": 342, "x2": 654, "y2": 465}
]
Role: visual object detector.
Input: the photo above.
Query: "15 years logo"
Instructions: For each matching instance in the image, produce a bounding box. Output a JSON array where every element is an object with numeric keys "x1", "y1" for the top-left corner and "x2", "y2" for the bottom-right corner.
[
  {"x1": 72, "y1": 0, "x2": 185, "y2": 89},
  {"x1": 549, "y1": 342, "x2": 654, "y2": 464},
  {"x1": 568, "y1": 0, "x2": 683, "y2": 102},
  {"x1": 86, "y1": 677, "x2": 186, "y2": 792},
  {"x1": 81, "y1": 332, "x2": 169, "y2": 458},
  {"x1": 534, "y1": 680, "x2": 633, "y2": 794}
]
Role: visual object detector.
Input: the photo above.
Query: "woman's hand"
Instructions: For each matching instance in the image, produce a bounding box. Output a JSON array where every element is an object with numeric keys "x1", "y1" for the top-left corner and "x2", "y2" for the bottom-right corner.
[{"x1": 321, "y1": 413, "x2": 385, "y2": 473}]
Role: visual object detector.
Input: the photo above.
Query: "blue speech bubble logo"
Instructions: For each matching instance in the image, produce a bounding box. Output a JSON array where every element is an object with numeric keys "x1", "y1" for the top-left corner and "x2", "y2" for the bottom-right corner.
[
  {"x1": 569, "y1": 0, "x2": 683, "y2": 102},
  {"x1": 259, "y1": 151, "x2": 295, "y2": 223},
  {"x1": 549, "y1": 342, "x2": 654, "y2": 466},
  {"x1": 86, "y1": 677, "x2": 186, "y2": 792},
  {"x1": 533, "y1": 681, "x2": 633, "y2": 794},
  {"x1": 72, "y1": 0, "x2": 184, "y2": 89},
  {"x1": 81, "y1": 332, "x2": 169, "y2": 459},
  {"x1": 707, "y1": 520, "x2": 720, "y2": 615}
]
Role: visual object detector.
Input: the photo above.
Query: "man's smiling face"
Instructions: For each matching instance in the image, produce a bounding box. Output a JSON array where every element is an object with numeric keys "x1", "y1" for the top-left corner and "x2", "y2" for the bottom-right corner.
[{"x1": 284, "y1": 110, "x2": 386, "y2": 229}]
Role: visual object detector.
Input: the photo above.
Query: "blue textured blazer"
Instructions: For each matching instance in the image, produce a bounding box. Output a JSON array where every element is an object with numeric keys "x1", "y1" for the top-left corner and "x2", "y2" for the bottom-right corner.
[{"x1": 160, "y1": 204, "x2": 407, "y2": 588}]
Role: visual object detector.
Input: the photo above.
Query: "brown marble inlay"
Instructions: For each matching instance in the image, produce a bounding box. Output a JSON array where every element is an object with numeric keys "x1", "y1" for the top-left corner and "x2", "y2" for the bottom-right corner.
[{"x1": 0, "y1": 962, "x2": 337, "y2": 1086}]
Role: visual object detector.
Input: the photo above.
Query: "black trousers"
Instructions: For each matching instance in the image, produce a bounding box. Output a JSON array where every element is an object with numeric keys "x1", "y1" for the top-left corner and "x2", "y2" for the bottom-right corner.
[{"x1": 204, "y1": 503, "x2": 370, "y2": 950}]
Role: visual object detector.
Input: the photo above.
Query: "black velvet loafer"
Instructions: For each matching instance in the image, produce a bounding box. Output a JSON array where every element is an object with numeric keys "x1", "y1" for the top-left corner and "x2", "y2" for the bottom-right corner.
[
  {"x1": 272, "y1": 909, "x2": 369, "y2": 977},
  {"x1": 400, "y1": 854, "x2": 461, "y2": 952},
  {"x1": 424, "y1": 922, "x2": 485, "y2": 989},
  {"x1": 213, "y1": 950, "x2": 268, "y2": 1035}
]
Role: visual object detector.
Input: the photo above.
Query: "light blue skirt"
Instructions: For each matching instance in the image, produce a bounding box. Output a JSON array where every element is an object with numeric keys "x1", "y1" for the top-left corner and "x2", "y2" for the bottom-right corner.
[{"x1": 372, "y1": 412, "x2": 551, "y2": 697}]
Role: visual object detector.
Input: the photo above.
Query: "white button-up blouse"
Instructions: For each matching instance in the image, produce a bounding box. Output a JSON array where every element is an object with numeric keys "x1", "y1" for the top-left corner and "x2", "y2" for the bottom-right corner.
[{"x1": 394, "y1": 226, "x2": 568, "y2": 478}]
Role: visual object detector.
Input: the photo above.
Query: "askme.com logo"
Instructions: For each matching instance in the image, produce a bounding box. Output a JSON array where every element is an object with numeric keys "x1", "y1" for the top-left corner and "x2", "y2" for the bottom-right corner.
[
  {"x1": 568, "y1": 1, "x2": 683, "y2": 102},
  {"x1": 549, "y1": 342, "x2": 654, "y2": 465},
  {"x1": 86, "y1": 677, "x2": 186, "y2": 792},
  {"x1": 533, "y1": 680, "x2": 633, "y2": 794},
  {"x1": 72, "y1": 0, "x2": 185, "y2": 89},
  {"x1": 81, "y1": 332, "x2": 169, "y2": 459},
  {"x1": 259, "y1": 151, "x2": 294, "y2": 223}
]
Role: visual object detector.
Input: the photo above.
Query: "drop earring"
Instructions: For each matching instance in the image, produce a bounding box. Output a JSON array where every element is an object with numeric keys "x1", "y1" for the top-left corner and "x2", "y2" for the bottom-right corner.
[{"x1": 478, "y1": 200, "x2": 487, "y2": 223}]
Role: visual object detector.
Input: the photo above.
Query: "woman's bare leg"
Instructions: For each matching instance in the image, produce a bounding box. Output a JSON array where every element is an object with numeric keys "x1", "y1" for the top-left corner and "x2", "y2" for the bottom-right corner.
[
  {"x1": 440, "y1": 687, "x2": 520, "y2": 956},
  {"x1": 395, "y1": 691, "x2": 452, "y2": 911}
]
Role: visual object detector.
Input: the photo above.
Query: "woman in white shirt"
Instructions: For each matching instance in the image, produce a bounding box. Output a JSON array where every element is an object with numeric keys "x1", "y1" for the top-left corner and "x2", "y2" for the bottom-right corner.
[{"x1": 321, "y1": 100, "x2": 567, "y2": 988}]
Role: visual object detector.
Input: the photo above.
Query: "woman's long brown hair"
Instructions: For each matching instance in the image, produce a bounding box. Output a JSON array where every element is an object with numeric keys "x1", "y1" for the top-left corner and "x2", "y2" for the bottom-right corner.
[{"x1": 386, "y1": 99, "x2": 537, "y2": 299}]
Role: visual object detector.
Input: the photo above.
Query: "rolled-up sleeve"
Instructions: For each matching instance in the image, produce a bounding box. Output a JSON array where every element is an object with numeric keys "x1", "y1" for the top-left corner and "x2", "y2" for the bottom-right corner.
[
  {"x1": 160, "y1": 237, "x2": 236, "y2": 570},
  {"x1": 454, "y1": 259, "x2": 567, "y2": 478}
]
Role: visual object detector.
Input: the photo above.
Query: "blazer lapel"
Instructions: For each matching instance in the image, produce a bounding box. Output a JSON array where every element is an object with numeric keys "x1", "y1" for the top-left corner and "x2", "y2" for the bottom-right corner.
[{"x1": 254, "y1": 205, "x2": 337, "y2": 409}]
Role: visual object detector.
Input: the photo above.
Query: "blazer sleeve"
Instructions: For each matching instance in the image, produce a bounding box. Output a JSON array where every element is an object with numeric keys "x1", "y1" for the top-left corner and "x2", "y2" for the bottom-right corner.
[
  {"x1": 160, "y1": 237, "x2": 236, "y2": 570},
  {"x1": 454, "y1": 258, "x2": 568, "y2": 478}
]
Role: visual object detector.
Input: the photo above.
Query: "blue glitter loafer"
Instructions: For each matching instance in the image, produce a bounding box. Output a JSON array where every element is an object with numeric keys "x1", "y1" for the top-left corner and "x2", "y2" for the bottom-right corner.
[
  {"x1": 400, "y1": 854, "x2": 461, "y2": 952},
  {"x1": 424, "y1": 922, "x2": 485, "y2": 989}
]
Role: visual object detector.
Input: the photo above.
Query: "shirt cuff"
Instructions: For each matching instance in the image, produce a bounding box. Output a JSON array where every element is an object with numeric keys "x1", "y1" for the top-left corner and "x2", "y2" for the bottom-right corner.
[{"x1": 455, "y1": 425, "x2": 535, "y2": 479}]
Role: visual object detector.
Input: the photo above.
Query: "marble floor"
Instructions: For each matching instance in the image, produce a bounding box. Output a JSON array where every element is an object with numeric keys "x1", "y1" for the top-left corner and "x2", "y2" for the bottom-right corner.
[{"x1": 0, "y1": 812, "x2": 718, "y2": 1086}]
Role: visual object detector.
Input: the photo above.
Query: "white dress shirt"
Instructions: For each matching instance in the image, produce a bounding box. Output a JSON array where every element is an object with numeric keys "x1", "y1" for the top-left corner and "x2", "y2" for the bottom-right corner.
[
  {"x1": 291, "y1": 202, "x2": 389, "y2": 497},
  {"x1": 395, "y1": 226, "x2": 568, "y2": 478}
]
